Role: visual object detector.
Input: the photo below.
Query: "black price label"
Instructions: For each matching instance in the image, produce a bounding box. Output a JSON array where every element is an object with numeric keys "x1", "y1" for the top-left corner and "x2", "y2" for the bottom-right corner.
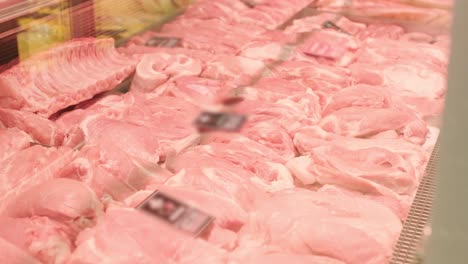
[
  {"x1": 322, "y1": 21, "x2": 350, "y2": 35},
  {"x1": 145, "y1": 36, "x2": 182, "y2": 47},
  {"x1": 240, "y1": 0, "x2": 257, "y2": 8},
  {"x1": 138, "y1": 191, "x2": 214, "y2": 236},
  {"x1": 194, "y1": 112, "x2": 247, "y2": 132}
]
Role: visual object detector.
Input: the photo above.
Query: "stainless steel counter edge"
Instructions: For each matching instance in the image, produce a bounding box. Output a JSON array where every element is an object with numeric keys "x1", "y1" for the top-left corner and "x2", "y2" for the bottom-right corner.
[{"x1": 426, "y1": 0, "x2": 468, "y2": 263}]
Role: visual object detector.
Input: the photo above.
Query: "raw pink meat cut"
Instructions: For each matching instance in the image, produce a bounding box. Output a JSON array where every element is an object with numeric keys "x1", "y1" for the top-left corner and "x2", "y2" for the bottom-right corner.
[
  {"x1": 316, "y1": 0, "x2": 451, "y2": 29},
  {"x1": 58, "y1": 143, "x2": 173, "y2": 201},
  {"x1": 269, "y1": 60, "x2": 352, "y2": 98},
  {"x1": 356, "y1": 37, "x2": 447, "y2": 69},
  {"x1": 0, "y1": 216, "x2": 74, "y2": 264},
  {"x1": 248, "y1": 91, "x2": 320, "y2": 125},
  {"x1": 351, "y1": 61, "x2": 446, "y2": 98},
  {"x1": 321, "y1": 84, "x2": 393, "y2": 115},
  {"x1": 238, "y1": 40, "x2": 286, "y2": 61},
  {"x1": 240, "y1": 121, "x2": 297, "y2": 160},
  {"x1": 319, "y1": 106, "x2": 429, "y2": 145},
  {"x1": 201, "y1": 55, "x2": 266, "y2": 86},
  {"x1": 0, "y1": 127, "x2": 32, "y2": 162},
  {"x1": 163, "y1": 76, "x2": 236, "y2": 106},
  {"x1": 128, "y1": 187, "x2": 247, "y2": 232},
  {"x1": 68, "y1": 208, "x2": 227, "y2": 264},
  {"x1": 237, "y1": 7, "x2": 290, "y2": 30},
  {"x1": 0, "y1": 146, "x2": 74, "y2": 217},
  {"x1": 0, "y1": 107, "x2": 64, "y2": 146},
  {"x1": 121, "y1": 45, "x2": 216, "y2": 63},
  {"x1": 3, "y1": 178, "x2": 102, "y2": 225},
  {"x1": 293, "y1": 126, "x2": 428, "y2": 180},
  {"x1": 232, "y1": 96, "x2": 319, "y2": 139},
  {"x1": 183, "y1": 0, "x2": 250, "y2": 21},
  {"x1": 401, "y1": 32, "x2": 435, "y2": 43},
  {"x1": 166, "y1": 141, "x2": 294, "y2": 192},
  {"x1": 230, "y1": 247, "x2": 345, "y2": 264},
  {"x1": 131, "y1": 53, "x2": 203, "y2": 93},
  {"x1": 298, "y1": 29, "x2": 360, "y2": 66},
  {"x1": 284, "y1": 13, "x2": 343, "y2": 34},
  {"x1": 165, "y1": 167, "x2": 266, "y2": 212},
  {"x1": 210, "y1": 122, "x2": 295, "y2": 161},
  {"x1": 126, "y1": 186, "x2": 247, "y2": 250},
  {"x1": 0, "y1": 38, "x2": 137, "y2": 117},
  {"x1": 0, "y1": 237, "x2": 41, "y2": 264},
  {"x1": 286, "y1": 144, "x2": 418, "y2": 196},
  {"x1": 68, "y1": 115, "x2": 161, "y2": 164},
  {"x1": 356, "y1": 24, "x2": 405, "y2": 40},
  {"x1": 320, "y1": 184, "x2": 410, "y2": 219},
  {"x1": 62, "y1": 94, "x2": 200, "y2": 161},
  {"x1": 237, "y1": 188, "x2": 402, "y2": 264},
  {"x1": 160, "y1": 18, "x2": 265, "y2": 54}
]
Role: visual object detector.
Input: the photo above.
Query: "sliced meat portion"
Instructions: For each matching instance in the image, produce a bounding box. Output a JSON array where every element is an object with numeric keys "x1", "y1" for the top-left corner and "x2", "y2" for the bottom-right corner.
[
  {"x1": 293, "y1": 126, "x2": 428, "y2": 180},
  {"x1": 285, "y1": 13, "x2": 367, "y2": 36},
  {"x1": 3, "y1": 178, "x2": 103, "y2": 226},
  {"x1": 182, "y1": 0, "x2": 250, "y2": 21},
  {"x1": 322, "y1": 84, "x2": 393, "y2": 115},
  {"x1": 68, "y1": 208, "x2": 227, "y2": 264},
  {"x1": 0, "y1": 237, "x2": 41, "y2": 264},
  {"x1": 319, "y1": 184, "x2": 410, "y2": 219},
  {"x1": 237, "y1": 188, "x2": 401, "y2": 264},
  {"x1": 68, "y1": 115, "x2": 161, "y2": 164},
  {"x1": 58, "y1": 143, "x2": 173, "y2": 201},
  {"x1": 0, "y1": 216, "x2": 74, "y2": 264},
  {"x1": 131, "y1": 53, "x2": 203, "y2": 93},
  {"x1": 319, "y1": 106, "x2": 429, "y2": 145},
  {"x1": 298, "y1": 29, "x2": 360, "y2": 66},
  {"x1": 317, "y1": 0, "x2": 451, "y2": 33},
  {"x1": 286, "y1": 144, "x2": 418, "y2": 196},
  {"x1": 166, "y1": 142, "x2": 294, "y2": 192},
  {"x1": 0, "y1": 146, "x2": 73, "y2": 215},
  {"x1": 356, "y1": 24, "x2": 405, "y2": 40},
  {"x1": 0, "y1": 108, "x2": 64, "y2": 146},
  {"x1": 0, "y1": 127, "x2": 32, "y2": 162},
  {"x1": 230, "y1": 247, "x2": 345, "y2": 264},
  {"x1": 238, "y1": 40, "x2": 286, "y2": 61},
  {"x1": 355, "y1": 37, "x2": 447, "y2": 69},
  {"x1": 163, "y1": 76, "x2": 236, "y2": 106},
  {"x1": 61, "y1": 94, "x2": 201, "y2": 160},
  {"x1": 269, "y1": 60, "x2": 352, "y2": 99},
  {"x1": 201, "y1": 55, "x2": 266, "y2": 86},
  {"x1": 165, "y1": 167, "x2": 266, "y2": 212},
  {"x1": 126, "y1": 186, "x2": 247, "y2": 250}
]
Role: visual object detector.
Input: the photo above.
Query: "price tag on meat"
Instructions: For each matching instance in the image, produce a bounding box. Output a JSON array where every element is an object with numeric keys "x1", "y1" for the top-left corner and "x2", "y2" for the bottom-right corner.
[
  {"x1": 194, "y1": 112, "x2": 247, "y2": 132},
  {"x1": 146, "y1": 36, "x2": 181, "y2": 47},
  {"x1": 322, "y1": 21, "x2": 350, "y2": 35},
  {"x1": 138, "y1": 192, "x2": 214, "y2": 236},
  {"x1": 240, "y1": 0, "x2": 257, "y2": 8}
]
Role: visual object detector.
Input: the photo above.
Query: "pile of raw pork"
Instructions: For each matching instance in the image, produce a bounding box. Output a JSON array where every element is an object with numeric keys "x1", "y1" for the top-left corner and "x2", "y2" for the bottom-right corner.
[{"x1": 0, "y1": 0, "x2": 451, "y2": 263}]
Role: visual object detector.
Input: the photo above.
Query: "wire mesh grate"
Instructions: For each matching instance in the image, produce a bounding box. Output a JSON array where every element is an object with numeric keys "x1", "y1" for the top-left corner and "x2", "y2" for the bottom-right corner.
[{"x1": 391, "y1": 139, "x2": 440, "y2": 264}]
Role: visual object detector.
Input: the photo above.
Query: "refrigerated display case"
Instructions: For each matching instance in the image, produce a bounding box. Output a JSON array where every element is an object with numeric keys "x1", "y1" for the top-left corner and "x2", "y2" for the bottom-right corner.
[{"x1": 0, "y1": 0, "x2": 460, "y2": 263}]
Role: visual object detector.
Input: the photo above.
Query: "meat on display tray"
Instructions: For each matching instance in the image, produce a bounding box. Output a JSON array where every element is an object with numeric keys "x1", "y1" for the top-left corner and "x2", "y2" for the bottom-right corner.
[{"x1": 0, "y1": 0, "x2": 452, "y2": 263}]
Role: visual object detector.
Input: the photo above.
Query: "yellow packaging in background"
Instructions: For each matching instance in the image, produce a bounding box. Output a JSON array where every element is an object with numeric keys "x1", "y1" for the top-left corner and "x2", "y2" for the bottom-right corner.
[
  {"x1": 17, "y1": 1, "x2": 71, "y2": 60},
  {"x1": 94, "y1": 0, "x2": 192, "y2": 40}
]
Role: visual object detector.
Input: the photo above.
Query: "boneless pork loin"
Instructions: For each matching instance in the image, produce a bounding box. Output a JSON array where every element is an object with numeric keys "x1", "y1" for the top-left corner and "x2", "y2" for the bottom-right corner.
[{"x1": 0, "y1": 0, "x2": 450, "y2": 262}]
